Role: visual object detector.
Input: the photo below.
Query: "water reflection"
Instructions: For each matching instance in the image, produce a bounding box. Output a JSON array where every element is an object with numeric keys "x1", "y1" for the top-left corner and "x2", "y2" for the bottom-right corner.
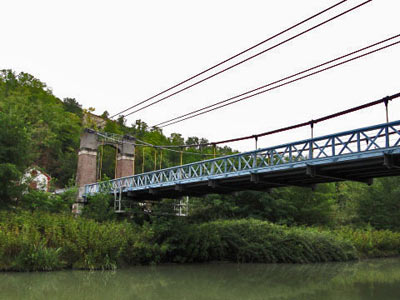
[{"x1": 1, "y1": 258, "x2": 400, "y2": 300}]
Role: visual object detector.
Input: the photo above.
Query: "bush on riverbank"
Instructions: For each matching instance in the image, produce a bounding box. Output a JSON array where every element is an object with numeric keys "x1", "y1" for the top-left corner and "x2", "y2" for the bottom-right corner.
[
  {"x1": 333, "y1": 227, "x2": 400, "y2": 258},
  {"x1": 0, "y1": 210, "x2": 135, "y2": 271},
  {"x1": 2, "y1": 210, "x2": 400, "y2": 272},
  {"x1": 153, "y1": 219, "x2": 357, "y2": 264},
  {"x1": 0, "y1": 211, "x2": 361, "y2": 271}
]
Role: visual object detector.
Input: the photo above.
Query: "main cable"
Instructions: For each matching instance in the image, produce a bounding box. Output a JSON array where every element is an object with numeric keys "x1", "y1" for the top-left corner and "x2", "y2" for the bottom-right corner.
[
  {"x1": 155, "y1": 34, "x2": 400, "y2": 128},
  {"x1": 123, "y1": 0, "x2": 371, "y2": 118},
  {"x1": 108, "y1": 0, "x2": 347, "y2": 120},
  {"x1": 157, "y1": 35, "x2": 400, "y2": 129},
  {"x1": 152, "y1": 91, "x2": 400, "y2": 149},
  {"x1": 114, "y1": 1, "x2": 370, "y2": 120}
]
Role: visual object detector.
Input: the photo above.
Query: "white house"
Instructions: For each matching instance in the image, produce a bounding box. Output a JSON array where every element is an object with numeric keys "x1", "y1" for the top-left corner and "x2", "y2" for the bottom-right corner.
[{"x1": 22, "y1": 167, "x2": 51, "y2": 192}]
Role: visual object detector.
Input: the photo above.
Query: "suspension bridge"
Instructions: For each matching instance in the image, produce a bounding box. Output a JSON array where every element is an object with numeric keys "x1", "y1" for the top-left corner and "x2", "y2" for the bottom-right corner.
[{"x1": 83, "y1": 120, "x2": 400, "y2": 210}]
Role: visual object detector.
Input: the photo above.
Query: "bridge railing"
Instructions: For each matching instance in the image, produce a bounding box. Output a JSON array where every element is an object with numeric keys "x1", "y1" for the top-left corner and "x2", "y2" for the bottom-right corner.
[{"x1": 84, "y1": 121, "x2": 400, "y2": 196}]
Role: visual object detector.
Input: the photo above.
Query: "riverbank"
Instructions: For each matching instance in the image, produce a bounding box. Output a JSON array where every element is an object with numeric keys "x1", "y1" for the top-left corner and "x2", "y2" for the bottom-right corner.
[{"x1": 0, "y1": 210, "x2": 399, "y2": 271}]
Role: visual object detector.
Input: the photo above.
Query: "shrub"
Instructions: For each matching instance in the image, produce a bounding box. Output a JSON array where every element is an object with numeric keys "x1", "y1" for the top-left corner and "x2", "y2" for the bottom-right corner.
[
  {"x1": 153, "y1": 219, "x2": 357, "y2": 264},
  {"x1": 13, "y1": 244, "x2": 64, "y2": 271},
  {"x1": 0, "y1": 211, "x2": 128, "y2": 271},
  {"x1": 20, "y1": 189, "x2": 75, "y2": 213},
  {"x1": 2, "y1": 211, "x2": 399, "y2": 272},
  {"x1": 82, "y1": 193, "x2": 115, "y2": 222},
  {"x1": 356, "y1": 177, "x2": 400, "y2": 231},
  {"x1": 334, "y1": 226, "x2": 400, "y2": 258}
]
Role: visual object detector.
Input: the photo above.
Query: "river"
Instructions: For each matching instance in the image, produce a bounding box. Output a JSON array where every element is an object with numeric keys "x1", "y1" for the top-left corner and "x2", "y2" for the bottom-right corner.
[{"x1": 1, "y1": 258, "x2": 400, "y2": 299}]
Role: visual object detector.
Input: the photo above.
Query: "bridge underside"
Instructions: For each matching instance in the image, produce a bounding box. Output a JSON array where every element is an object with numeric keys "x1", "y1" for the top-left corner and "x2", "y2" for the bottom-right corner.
[{"x1": 124, "y1": 153, "x2": 400, "y2": 201}]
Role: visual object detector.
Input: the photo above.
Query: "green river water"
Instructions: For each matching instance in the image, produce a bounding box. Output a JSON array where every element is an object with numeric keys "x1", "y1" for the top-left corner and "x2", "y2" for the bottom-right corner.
[{"x1": 1, "y1": 258, "x2": 400, "y2": 300}]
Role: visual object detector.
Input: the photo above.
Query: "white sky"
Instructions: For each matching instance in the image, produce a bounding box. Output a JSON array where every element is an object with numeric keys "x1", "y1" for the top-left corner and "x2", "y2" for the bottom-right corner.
[{"x1": 1, "y1": 0, "x2": 399, "y2": 152}]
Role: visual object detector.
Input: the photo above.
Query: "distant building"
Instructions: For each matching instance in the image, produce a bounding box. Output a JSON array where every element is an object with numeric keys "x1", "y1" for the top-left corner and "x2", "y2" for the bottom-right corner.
[{"x1": 22, "y1": 167, "x2": 51, "y2": 192}]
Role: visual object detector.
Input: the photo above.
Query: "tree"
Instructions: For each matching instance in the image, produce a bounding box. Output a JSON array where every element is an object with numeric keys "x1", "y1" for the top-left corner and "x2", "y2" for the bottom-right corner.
[
  {"x1": 63, "y1": 98, "x2": 83, "y2": 118},
  {"x1": 356, "y1": 177, "x2": 400, "y2": 230},
  {"x1": 0, "y1": 111, "x2": 32, "y2": 207},
  {"x1": 0, "y1": 70, "x2": 82, "y2": 187}
]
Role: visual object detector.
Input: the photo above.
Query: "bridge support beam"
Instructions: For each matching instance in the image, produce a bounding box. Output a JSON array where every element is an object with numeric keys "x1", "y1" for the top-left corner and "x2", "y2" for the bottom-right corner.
[
  {"x1": 306, "y1": 165, "x2": 373, "y2": 185},
  {"x1": 251, "y1": 172, "x2": 317, "y2": 190},
  {"x1": 175, "y1": 184, "x2": 185, "y2": 192},
  {"x1": 384, "y1": 154, "x2": 400, "y2": 169},
  {"x1": 208, "y1": 179, "x2": 248, "y2": 193}
]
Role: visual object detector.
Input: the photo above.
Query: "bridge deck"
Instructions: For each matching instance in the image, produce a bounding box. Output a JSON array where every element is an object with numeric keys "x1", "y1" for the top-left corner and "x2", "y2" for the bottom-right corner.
[{"x1": 84, "y1": 121, "x2": 400, "y2": 201}]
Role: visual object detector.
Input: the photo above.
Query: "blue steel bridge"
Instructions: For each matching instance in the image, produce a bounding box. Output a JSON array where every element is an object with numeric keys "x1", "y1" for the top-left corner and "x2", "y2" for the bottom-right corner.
[{"x1": 84, "y1": 121, "x2": 400, "y2": 205}]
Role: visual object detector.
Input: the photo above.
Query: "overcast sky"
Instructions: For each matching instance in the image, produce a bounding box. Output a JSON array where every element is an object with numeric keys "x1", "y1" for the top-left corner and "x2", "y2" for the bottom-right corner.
[{"x1": 1, "y1": 0, "x2": 399, "y2": 152}]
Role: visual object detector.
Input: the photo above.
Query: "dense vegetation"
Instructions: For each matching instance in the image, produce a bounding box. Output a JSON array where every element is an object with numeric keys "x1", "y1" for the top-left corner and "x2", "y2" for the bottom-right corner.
[
  {"x1": 1, "y1": 69, "x2": 400, "y2": 271},
  {"x1": 1, "y1": 210, "x2": 400, "y2": 271}
]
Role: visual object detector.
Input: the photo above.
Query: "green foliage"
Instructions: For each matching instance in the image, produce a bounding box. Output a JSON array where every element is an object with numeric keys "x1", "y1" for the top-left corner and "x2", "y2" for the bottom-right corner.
[
  {"x1": 0, "y1": 164, "x2": 24, "y2": 209},
  {"x1": 152, "y1": 219, "x2": 357, "y2": 264},
  {"x1": 0, "y1": 70, "x2": 82, "y2": 187},
  {"x1": 0, "y1": 109, "x2": 32, "y2": 207},
  {"x1": 2, "y1": 210, "x2": 400, "y2": 272},
  {"x1": 355, "y1": 177, "x2": 400, "y2": 230},
  {"x1": 63, "y1": 98, "x2": 83, "y2": 118},
  {"x1": 82, "y1": 193, "x2": 115, "y2": 222},
  {"x1": 13, "y1": 243, "x2": 64, "y2": 271},
  {"x1": 189, "y1": 184, "x2": 336, "y2": 226},
  {"x1": 334, "y1": 226, "x2": 400, "y2": 258},
  {"x1": 0, "y1": 211, "x2": 131, "y2": 271},
  {"x1": 20, "y1": 189, "x2": 76, "y2": 213}
]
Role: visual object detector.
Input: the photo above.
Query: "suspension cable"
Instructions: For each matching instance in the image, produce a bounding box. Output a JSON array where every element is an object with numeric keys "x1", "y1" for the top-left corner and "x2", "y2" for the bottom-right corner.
[
  {"x1": 107, "y1": 0, "x2": 349, "y2": 120},
  {"x1": 151, "y1": 91, "x2": 400, "y2": 148},
  {"x1": 120, "y1": 0, "x2": 371, "y2": 119},
  {"x1": 158, "y1": 36, "x2": 400, "y2": 129},
  {"x1": 155, "y1": 34, "x2": 400, "y2": 128}
]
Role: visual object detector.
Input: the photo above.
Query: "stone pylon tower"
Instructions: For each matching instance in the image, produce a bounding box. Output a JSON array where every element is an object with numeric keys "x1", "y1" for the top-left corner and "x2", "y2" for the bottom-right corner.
[{"x1": 75, "y1": 129, "x2": 135, "y2": 201}]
